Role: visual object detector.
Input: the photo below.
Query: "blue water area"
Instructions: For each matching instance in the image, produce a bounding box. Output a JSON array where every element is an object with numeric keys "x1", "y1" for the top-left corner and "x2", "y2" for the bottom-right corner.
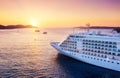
[
  {"x1": 0, "y1": 28, "x2": 119, "y2": 78},
  {"x1": 56, "y1": 54, "x2": 120, "y2": 78}
]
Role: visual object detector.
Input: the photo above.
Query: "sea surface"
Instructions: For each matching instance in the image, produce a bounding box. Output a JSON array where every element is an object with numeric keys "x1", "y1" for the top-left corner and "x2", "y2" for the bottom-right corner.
[{"x1": 0, "y1": 28, "x2": 120, "y2": 78}]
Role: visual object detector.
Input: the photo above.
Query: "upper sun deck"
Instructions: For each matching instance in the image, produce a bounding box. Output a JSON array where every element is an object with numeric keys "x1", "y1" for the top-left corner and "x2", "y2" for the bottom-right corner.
[{"x1": 68, "y1": 32, "x2": 120, "y2": 41}]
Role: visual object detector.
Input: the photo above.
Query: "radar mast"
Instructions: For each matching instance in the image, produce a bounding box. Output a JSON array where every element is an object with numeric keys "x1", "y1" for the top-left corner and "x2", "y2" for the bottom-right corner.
[{"x1": 86, "y1": 23, "x2": 90, "y2": 33}]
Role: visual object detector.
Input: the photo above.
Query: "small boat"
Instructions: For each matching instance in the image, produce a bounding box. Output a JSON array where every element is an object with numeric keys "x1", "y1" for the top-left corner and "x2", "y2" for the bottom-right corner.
[
  {"x1": 35, "y1": 30, "x2": 40, "y2": 32},
  {"x1": 43, "y1": 32, "x2": 47, "y2": 34}
]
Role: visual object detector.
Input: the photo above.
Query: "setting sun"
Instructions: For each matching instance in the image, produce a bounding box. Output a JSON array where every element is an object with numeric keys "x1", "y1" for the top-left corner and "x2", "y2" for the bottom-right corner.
[{"x1": 30, "y1": 19, "x2": 39, "y2": 27}]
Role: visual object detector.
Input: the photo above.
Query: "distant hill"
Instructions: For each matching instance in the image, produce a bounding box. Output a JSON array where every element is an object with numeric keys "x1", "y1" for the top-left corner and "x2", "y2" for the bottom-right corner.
[{"x1": 0, "y1": 24, "x2": 36, "y2": 29}]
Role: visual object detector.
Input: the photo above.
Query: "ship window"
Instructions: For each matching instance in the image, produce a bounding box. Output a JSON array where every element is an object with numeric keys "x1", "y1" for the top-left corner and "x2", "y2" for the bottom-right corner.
[
  {"x1": 105, "y1": 41, "x2": 108, "y2": 44},
  {"x1": 105, "y1": 55, "x2": 107, "y2": 58},
  {"x1": 105, "y1": 45, "x2": 108, "y2": 47},
  {"x1": 94, "y1": 54, "x2": 96, "y2": 56},
  {"x1": 105, "y1": 48, "x2": 107, "y2": 50},
  {"x1": 112, "y1": 53, "x2": 115, "y2": 55},
  {"x1": 95, "y1": 44, "x2": 97, "y2": 46},
  {"x1": 117, "y1": 62, "x2": 119, "y2": 64},
  {"x1": 111, "y1": 61, "x2": 114, "y2": 63},
  {"x1": 117, "y1": 54, "x2": 120, "y2": 56},
  {"x1": 98, "y1": 51, "x2": 100, "y2": 53},
  {"x1": 102, "y1": 41, "x2": 104, "y2": 43},
  {"x1": 113, "y1": 46, "x2": 117, "y2": 48},
  {"x1": 98, "y1": 41, "x2": 101, "y2": 43},
  {"x1": 109, "y1": 49, "x2": 111, "y2": 51},
  {"x1": 98, "y1": 47, "x2": 100, "y2": 49},
  {"x1": 98, "y1": 55, "x2": 100, "y2": 57},
  {"x1": 76, "y1": 36, "x2": 79, "y2": 38},
  {"x1": 113, "y1": 42, "x2": 116, "y2": 45},
  {"x1": 101, "y1": 51, "x2": 104, "y2": 53},
  {"x1": 102, "y1": 45, "x2": 104, "y2": 47},
  {"x1": 109, "y1": 45, "x2": 112, "y2": 47},
  {"x1": 113, "y1": 49, "x2": 116, "y2": 51},
  {"x1": 95, "y1": 40, "x2": 97, "y2": 42},
  {"x1": 91, "y1": 50, "x2": 93, "y2": 52},
  {"x1": 109, "y1": 42, "x2": 112, "y2": 44},
  {"x1": 101, "y1": 55, "x2": 103, "y2": 57},
  {"x1": 70, "y1": 35, "x2": 75, "y2": 37},
  {"x1": 104, "y1": 52, "x2": 107, "y2": 54}
]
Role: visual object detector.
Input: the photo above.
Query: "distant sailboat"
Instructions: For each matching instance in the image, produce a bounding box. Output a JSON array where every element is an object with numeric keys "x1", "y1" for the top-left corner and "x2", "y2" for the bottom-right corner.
[{"x1": 35, "y1": 29, "x2": 40, "y2": 32}]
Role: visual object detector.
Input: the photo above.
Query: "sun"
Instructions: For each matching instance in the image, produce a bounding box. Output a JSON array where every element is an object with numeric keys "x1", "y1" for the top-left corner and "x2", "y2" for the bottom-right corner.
[{"x1": 30, "y1": 19, "x2": 39, "y2": 27}]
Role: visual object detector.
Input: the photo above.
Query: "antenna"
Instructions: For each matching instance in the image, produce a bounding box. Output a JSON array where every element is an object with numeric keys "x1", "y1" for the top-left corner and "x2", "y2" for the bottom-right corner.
[
  {"x1": 73, "y1": 27, "x2": 75, "y2": 34},
  {"x1": 86, "y1": 23, "x2": 90, "y2": 33}
]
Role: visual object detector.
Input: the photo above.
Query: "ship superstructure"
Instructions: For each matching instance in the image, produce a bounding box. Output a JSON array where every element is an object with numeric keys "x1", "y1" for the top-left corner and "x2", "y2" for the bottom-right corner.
[{"x1": 51, "y1": 29, "x2": 120, "y2": 72}]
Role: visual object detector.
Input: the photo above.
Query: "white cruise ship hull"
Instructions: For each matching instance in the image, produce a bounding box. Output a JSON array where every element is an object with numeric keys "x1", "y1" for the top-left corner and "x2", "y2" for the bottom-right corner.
[{"x1": 51, "y1": 42, "x2": 120, "y2": 72}]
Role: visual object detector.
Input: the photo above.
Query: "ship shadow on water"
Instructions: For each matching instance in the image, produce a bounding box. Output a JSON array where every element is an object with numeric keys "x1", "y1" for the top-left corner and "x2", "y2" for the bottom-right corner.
[{"x1": 55, "y1": 54, "x2": 120, "y2": 78}]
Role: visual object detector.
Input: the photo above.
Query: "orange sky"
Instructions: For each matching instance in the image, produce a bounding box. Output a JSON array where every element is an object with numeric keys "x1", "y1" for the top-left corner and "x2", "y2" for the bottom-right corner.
[{"x1": 0, "y1": 0, "x2": 120, "y2": 28}]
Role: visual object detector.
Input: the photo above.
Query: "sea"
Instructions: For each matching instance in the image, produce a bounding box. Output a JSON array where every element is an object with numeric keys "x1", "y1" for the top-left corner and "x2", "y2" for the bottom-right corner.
[{"x1": 0, "y1": 28, "x2": 120, "y2": 78}]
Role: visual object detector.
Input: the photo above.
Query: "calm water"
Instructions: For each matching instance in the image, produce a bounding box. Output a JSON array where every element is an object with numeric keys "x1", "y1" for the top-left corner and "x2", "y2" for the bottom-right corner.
[{"x1": 0, "y1": 28, "x2": 120, "y2": 78}]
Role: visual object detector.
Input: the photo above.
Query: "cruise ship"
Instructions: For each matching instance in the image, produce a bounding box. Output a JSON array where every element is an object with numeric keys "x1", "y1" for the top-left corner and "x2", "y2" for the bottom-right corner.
[{"x1": 51, "y1": 28, "x2": 120, "y2": 72}]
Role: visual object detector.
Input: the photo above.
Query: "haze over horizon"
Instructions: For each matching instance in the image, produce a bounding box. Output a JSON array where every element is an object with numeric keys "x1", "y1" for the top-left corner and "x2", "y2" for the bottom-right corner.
[{"x1": 0, "y1": 0, "x2": 120, "y2": 28}]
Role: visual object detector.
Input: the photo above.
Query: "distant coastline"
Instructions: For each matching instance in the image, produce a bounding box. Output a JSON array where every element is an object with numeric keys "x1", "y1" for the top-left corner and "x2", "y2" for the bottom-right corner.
[
  {"x1": 0, "y1": 24, "x2": 36, "y2": 29},
  {"x1": 0, "y1": 25, "x2": 120, "y2": 32}
]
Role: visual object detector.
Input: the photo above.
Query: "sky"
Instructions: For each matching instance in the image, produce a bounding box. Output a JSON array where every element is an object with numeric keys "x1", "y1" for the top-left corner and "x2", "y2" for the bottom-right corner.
[{"x1": 0, "y1": 0, "x2": 120, "y2": 28}]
